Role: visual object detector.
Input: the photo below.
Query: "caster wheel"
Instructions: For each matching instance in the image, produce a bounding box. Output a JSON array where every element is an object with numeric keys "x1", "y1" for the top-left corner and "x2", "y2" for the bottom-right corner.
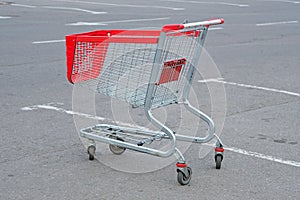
[
  {"x1": 87, "y1": 145, "x2": 96, "y2": 160},
  {"x1": 177, "y1": 167, "x2": 192, "y2": 185},
  {"x1": 215, "y1": 154, "x2": 223, "y2": 169},
  {"x1": 109, "y1": 135, "x2": 126, "y2": 155}
]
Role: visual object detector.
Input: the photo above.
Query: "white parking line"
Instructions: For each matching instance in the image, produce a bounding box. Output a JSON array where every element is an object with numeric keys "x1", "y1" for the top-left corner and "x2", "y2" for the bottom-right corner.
[
  {"x1": 54, "y1": 0, "x2": 184, "y2": 10},
  {"x1": 258, "y1": 0, "x2": 300, "y2": 4},
  {"x1": 160, "y1": 0, "x2": 249, "y2": 7},
  {"x1": 11, "y1": 3, "x2": 36, "y2": 8},
  {"x1": 32, "y1": 39, "x2": 65, "y2": 44},
  {"x1": 198, "y1": 78, "x2": 300, "y2": 98},
  {"x1": 224, "y1": 146, "x2": 300, "y2": 167},
  {"x1": 67, "y1": 17, "x2": 170, "y2": 26},
  {"x1": 0, "y1": 16, "x2": 12, "y2": 19},
  {"x1": 42, "y1": 6, "x2": 107, "y2": 14},
  {"x1": 209, "y1": 27, "x2": 224, "y2": 31},
  {"x1": 256, "y1": 20, "x2": 299, "y2": 26},
  {"x1": 21, "y1": 103, "x2": 300, "y2": 168},
  {"x1": 21, "y1": 103, "x2": 147, "y2": 129},
  {"x1": 10, "y1": 3, "x2": 106, "y2": 14},
  {"x1": 203, "y1": 143, "x2": 300, "y2": 167}
]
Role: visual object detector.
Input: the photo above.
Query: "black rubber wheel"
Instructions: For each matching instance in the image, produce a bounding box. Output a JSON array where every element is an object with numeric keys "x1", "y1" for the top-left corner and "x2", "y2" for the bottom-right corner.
[
  {"x1": 87, "y1": 145, "x2": 96, "y2": 160},
  {"x1": 109, "y1": 135, "x2": 126, "y2": 155},
  {"x1": 215, "y1": 154, "x2": 223, "y2": 169},
  {"x1": 177, "y1": 167, "x2": 192, "y2": 185}
]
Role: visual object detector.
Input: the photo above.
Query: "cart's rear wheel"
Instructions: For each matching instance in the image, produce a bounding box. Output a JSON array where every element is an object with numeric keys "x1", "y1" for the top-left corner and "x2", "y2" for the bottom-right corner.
[
  {"x1": 87, "y1": 145, "x2": 96, "y2": 160},
  {"x1": 177, "y1": 167, "x2": 192, "y2": 185},
  {"x1": 109, "y1": 135, "x2": 126, "y2": 155}
]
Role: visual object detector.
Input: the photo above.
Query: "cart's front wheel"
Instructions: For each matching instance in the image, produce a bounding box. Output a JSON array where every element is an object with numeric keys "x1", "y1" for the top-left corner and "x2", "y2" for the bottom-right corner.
[
  {"x1": 177, "y1": 167, "x2": 192, "y2": 185},
  {"x1": 109, "y1": 135, "x2": 126, "y2": 155},
  {"x1": 87, "y1": 145, "x2": 96, "y2": 160},
  {"x1": 215, "y1": 154, "x2": 223, "y2": 169}
]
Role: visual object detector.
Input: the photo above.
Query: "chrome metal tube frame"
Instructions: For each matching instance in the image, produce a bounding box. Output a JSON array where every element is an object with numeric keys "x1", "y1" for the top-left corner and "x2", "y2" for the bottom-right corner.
[
  {"x1": 177, "y1": 99, "x2": 216, "y2": 143},
  {"x1": 143, "y1": 109, "x2": 176, "y2": 157},
  {"x1": 80, "y1": 130, "x2": 173, "y2": 157},
  {"x1": 183, "y1": 18, "x2": 224, "y2": 29},
  {"x1": 178, "y1": 26, "x2": 216, "y2": 144},
  {"x1": 143, "y1": 30, "x2": 176, "y2": 158},
  {"x1": 162, "y1": 18, "x2": 224, "y2": 32}
]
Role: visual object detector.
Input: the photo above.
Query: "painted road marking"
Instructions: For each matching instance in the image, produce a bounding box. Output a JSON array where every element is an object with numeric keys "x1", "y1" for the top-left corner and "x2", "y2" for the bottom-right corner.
[
  {"x1": 209, "y1": 27, "x2": 224, "y2": 31},
  {"x1": 198, "y1": 78, "x2": 300, "y2": 98},
  {"x1": 67, "y1": 17, "x2": 170, "y2": 26},
  {"x1": 54, "y1": 0, "x2": 184, "y2": 10},
  {"x1": 42, "y1": 6, "x2": 107, "y2": 14},
  {"x1": 160, "y1": 0, "x2": 249, "y2": 7},
  {"x1": 258, "y1": 0, "x2": 300, "y2": 4},
  {"x1": 256, "y1": 20, "x2": 299, "y2": 26},
  {"x1": 225, "y1": 146, "x2": 300, "y2": 167},
  {"x1": 203, "y1": 143, "x2": 300, "y2": 167},
  {"x1": 11, "y1": 3, "x2": 36, "y2": 8},
  {"x1": 32, "y1": 39, "x2": 65, "y2": 44},
  {"x1": 21, "y1": 103, "x2": 147, "y2": 129},
  {"x1": 21, "y1": 103, "x2": 300, "y2": 168},
  {"x1": 0, "y1": 16, "x2": 12, "y2": 19},
  {"x1": 10, "y1": 3, "x2": 106, "y2": 14}
]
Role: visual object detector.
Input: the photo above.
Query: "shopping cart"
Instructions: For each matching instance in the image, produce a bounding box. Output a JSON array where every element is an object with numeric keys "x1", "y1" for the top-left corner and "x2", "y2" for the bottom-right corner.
[{"x1": 66, "y1": 18, "x2": 225, "y2": 185}]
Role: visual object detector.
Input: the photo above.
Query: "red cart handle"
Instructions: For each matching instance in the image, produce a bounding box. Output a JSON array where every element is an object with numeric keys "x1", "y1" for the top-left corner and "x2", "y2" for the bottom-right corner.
[{"x1": 162, "y1": 18, "x2": 224, "y2": 32}]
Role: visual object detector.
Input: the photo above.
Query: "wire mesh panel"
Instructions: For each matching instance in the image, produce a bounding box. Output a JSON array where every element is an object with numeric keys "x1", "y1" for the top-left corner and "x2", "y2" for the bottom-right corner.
[
  {"x1": 96, "y1": 44, "x2": 157, "y2": 107},
  {"x1": 149, "y1": 27, "x2": 207, "y2": 108},
  {"x1": 71, "y1": 41, "x2": 108, "y2": 83}
]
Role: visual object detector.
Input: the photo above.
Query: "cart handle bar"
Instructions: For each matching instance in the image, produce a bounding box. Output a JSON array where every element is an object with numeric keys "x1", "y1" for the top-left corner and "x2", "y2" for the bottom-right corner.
[{"x1": 162, "y1": 18, "x2": 224, "y2": 32}]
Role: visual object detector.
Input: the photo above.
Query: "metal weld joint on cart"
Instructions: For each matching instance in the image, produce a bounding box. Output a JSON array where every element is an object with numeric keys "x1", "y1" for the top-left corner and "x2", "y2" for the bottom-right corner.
[{"x1": 65, "y1": 18, "x2": 225, "y2": 185}]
